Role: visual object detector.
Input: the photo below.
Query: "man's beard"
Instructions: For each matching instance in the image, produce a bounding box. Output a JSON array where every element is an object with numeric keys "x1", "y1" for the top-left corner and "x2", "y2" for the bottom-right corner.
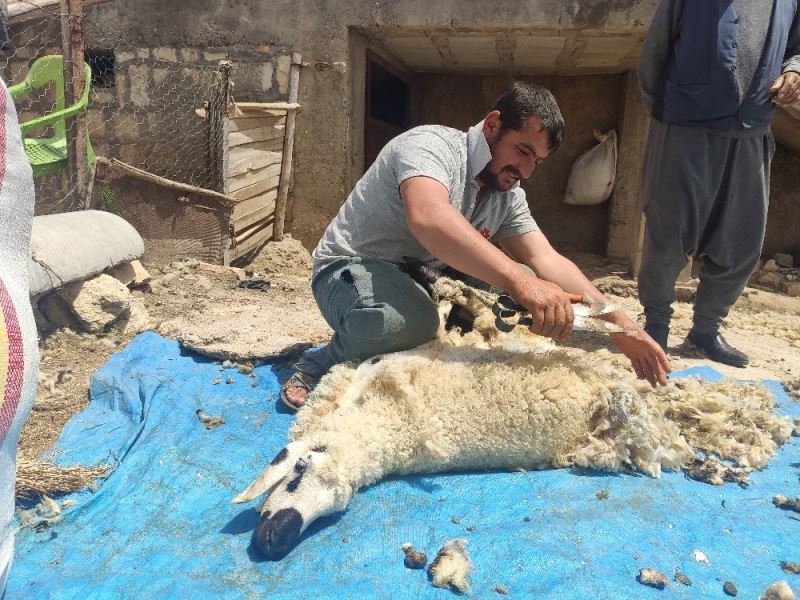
[
  {"x1": 478, "y1": 163, "x2": 501, "y2": 191},
  {"x1": 478, "y1": 163, "x2": 521, "y2": 192}
]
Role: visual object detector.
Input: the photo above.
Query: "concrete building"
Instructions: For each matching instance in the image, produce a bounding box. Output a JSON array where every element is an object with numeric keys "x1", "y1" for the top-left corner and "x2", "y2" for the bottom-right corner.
[{"x1": 6, "y1": 0, "x2": 800, "y2": 265}]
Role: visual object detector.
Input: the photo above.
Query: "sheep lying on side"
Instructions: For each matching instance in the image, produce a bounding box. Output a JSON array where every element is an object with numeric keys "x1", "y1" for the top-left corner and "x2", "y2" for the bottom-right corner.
[{"x1": 233, "y1": 335, "x2": 793, "y2": 559}]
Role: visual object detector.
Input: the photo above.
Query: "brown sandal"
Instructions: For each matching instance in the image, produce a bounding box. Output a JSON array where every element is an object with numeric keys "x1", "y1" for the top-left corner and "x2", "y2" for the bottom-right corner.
[{"x1": 279, "y1": 371, "x2": 316, "y2": 412}]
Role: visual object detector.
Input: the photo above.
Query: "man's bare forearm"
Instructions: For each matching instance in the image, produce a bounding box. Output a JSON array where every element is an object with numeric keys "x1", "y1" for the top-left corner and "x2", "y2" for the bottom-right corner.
[{"x1": 406, "y1": 197, "x2": 530, "y2": 296}]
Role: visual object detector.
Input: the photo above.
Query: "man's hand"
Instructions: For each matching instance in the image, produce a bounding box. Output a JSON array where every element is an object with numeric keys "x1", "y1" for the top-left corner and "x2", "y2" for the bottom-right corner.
[
  {"x1": 513, "y1": 277, "x2": 583, "y2": 342},
  {"x1": 608, "y1": 316, "x2": 671, "y2": 387},
  {"x1": 770, "y1": 71, "x2": 800, "y2": 106}
]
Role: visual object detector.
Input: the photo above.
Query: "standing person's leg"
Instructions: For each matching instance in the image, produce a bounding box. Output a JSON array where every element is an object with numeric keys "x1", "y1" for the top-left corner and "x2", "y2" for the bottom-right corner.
[
  {"x1": 283, "y1": 257, "x2": 440, "y2": 409},
  {"x1": 688, "y1": 132, "x2": 773, "y2": 367},
  {"x1": 638, "y1": 120, "x2": 720, "y2": 350}
]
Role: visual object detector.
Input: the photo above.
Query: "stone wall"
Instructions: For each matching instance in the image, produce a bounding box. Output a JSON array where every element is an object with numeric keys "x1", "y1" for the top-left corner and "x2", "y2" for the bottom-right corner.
[
  {"x1": 4, "y1": 12, "x2": 294, "y2": 204},
  {"x1": 79, "y1": 0, "x2": 659, "y2": 250}
]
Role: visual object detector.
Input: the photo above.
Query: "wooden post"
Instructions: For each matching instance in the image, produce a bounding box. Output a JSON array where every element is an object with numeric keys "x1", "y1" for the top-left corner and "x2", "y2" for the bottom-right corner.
[
  {"x1": 272, "y1": 53, "x2": 302, "y2": 241},
  {"x1": 67, "y1": 0, "x2": 89, "y2": 206},
  {"x1": 607, "y1": 71, "x2": 650, "y2": 271},
  {"x1": 59, "y1": 0, "x2": 77, "y2": 192},
  {"x1": 210, "y1": 59, "x2": 232, "y2": 193}
]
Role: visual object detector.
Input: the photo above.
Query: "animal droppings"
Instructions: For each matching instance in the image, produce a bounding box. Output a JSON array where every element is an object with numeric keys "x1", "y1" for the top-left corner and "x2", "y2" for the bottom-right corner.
[
  {"x1": 675, "y1": 572, "x2": 692, "y2": 586},
  {"x1": 196, "y1": 409, "x2": 225, "y2": 430},
  {"x1": 401, "y1": 543, "x2": 427, "y2": 569},
  {"x1": 780, "y1": 561, "x2": 800, "y2": 574},
  {"x1": 774, "y1": 495, "x2": 800, "y2": 513},
  {"x1": 596, "y1": 490, "x2": 609, "y2": 500},
  {"x1": 724, "y1": 581, "x2": 738, "y2": 596},
  {"x1": 637, "y1": 568, "x2": 667, "y2": 589},
  {"x1": 760, "y1": 581, "x2": 796, "y2": 600}
]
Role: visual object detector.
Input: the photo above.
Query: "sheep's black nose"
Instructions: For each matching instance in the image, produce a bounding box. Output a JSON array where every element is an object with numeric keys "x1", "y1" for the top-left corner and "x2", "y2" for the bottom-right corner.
[{"x1": 253, "y1": 508, "x2": 303, "y2": 560}]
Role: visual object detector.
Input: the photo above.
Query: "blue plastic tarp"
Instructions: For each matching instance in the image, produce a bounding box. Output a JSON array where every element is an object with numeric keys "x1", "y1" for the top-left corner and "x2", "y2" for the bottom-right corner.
[{"x1": 6, "y1": 332, "x2": 800, "y2": 599}]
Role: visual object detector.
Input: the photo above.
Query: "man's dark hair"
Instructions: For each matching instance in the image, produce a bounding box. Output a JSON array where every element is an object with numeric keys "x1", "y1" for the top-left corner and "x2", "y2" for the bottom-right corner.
[{"x1": 491, "y1": 82, "x2": 565, "y2": 151}]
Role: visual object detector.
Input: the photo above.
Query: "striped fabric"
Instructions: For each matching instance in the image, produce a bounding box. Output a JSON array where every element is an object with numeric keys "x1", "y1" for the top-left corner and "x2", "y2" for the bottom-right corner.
[
  {"x1": 0, "y1": 73, "x2": 38, "y2": 594},
  {"x1": 0, "y1": 277, "x2": 24, "y2": 447}
]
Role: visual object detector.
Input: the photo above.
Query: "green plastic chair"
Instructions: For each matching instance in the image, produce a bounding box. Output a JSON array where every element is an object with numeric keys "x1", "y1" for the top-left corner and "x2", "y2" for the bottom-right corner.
[{"x1": 7, "y1": 55, "x2": 94, "y2": 178}]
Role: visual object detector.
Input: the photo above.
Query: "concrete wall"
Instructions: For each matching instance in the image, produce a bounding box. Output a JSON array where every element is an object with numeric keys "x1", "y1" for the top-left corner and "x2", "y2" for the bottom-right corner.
[
  {"x1": 411, "y1": 74, "x2": 623, "y2": 254},
  {"x1": 79, "y1": 0, "x2": 658, "y2": 250},
  {"x1": 766, "y1": 143, "x2": 800, "y2": 259},
  {"x1": 11, "y1": 0, "x2": 797, "y2": 260}
]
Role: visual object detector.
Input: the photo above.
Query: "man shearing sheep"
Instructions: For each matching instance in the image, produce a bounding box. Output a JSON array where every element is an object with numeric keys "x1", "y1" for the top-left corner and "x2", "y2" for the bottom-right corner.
[{"x1": 281, "y1": 82, "x2": 671, "y2": 410}]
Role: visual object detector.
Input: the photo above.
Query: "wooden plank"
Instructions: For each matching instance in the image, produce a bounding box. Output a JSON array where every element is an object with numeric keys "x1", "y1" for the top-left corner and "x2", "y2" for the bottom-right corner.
[
  {"x1": 99, "y1": 157, "x2": 235, "y2": 206},
  {"x1": 228, "y1": 115, "x2": 285, "y2": 133},
  {"x1": 235, "y1": 215, "x2": 275, "y2": 244},
  {"x1": 228, "y1": 108, "x2": 290, "y2": 119},
  {"x1": 231, "y1": 176, "x2": 280, "y2": 201},
  {"x1": 227, "y1": 162, "x2": 282, "y2": 193},
  {"x1": 254, "y1": 137, "x2": 285, "y2": 153},
  {"x1": 227, "y1": 149, "x2": 282, "y2": 178},
  {"x1": 232, "y1": 199, "x2": 277, "y2": 233},
  {"x1": 228, "y1": 125, "x2": 285, "y2": 148},
  {"x1": 273, "y1": 53, "x2": 302, "y2": 240},
  {"x1": 226, "y1": 168, "x2": 274, "y2": 195},
  {"x1": 232, "y1": 189, "x2": 278, "y2": 220},
  {"x1": 231, "y1": 101, "x2": 299, "y2": 112},
  {"x1": 230, "y1": 219, "x2": 275, "y2": 260}
]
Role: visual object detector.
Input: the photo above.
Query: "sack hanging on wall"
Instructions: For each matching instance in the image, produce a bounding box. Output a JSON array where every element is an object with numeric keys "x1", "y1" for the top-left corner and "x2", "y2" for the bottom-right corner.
[{"x1": 564, "y1": 129, "x2": 617, "y2": 206}]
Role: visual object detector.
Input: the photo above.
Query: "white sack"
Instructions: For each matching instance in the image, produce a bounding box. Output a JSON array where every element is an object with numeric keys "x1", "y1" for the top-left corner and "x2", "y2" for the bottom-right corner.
[
  {"x1": 564, "y1": 129, "x2": 617, "y2": 206},
  {"x1": 0, "y1": 79, "x2": 39, "y2": 594}
]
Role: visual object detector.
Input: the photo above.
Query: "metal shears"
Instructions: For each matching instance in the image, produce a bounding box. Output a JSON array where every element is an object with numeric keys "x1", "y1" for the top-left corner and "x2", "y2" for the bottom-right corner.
[{"x1": 492, "y1": 293, "x2": 634, "y2": 334}]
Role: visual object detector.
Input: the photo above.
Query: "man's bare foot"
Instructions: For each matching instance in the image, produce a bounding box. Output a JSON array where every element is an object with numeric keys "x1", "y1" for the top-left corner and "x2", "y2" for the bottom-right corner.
[{"x1": 280, "y1": 372, "x2": 316, "y2": 412}]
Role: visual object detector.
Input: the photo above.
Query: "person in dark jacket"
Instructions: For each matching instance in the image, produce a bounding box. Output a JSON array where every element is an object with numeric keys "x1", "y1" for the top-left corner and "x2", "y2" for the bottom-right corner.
[{"x1": 637, "y1": 0, "x2": 800, "y2": 367}]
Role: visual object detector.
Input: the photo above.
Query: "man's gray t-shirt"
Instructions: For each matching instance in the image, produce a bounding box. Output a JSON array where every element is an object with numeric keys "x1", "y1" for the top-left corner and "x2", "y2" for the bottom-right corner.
[{"x1": 312, "y1": 121, "x2": 539, "y2": 274}]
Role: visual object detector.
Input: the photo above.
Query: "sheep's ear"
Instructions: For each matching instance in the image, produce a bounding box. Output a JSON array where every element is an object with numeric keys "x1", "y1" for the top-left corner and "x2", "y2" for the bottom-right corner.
[{"x1": 232, "y1": 442, "x2": 301, "y2": 504}]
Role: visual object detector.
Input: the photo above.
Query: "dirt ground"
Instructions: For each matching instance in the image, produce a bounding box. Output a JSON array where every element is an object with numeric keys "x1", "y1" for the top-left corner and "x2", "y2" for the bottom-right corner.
[{"x1": 18, "y1": 243, "x2": 800, "y2": 486}]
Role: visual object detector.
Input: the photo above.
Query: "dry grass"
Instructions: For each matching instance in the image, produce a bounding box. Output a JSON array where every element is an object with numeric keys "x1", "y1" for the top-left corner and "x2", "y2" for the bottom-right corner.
[{"x1": 16, "y1": 458, "x2": 110, "y2": 499}]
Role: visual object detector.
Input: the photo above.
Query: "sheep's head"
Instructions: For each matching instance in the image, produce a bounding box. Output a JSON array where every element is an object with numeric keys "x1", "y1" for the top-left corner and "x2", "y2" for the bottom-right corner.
[{"x1": 232, "y1": 439, "x2": 353, "y2": 559}]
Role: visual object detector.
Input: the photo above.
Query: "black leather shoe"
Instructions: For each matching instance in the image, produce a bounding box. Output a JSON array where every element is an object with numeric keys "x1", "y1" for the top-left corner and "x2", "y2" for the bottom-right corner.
[
  {"x1": 644, "y1": 323, "x2": 669, "y2": 351},
  {"x1": 686, "y1": 329, "x2": 749, "y2": 368}
]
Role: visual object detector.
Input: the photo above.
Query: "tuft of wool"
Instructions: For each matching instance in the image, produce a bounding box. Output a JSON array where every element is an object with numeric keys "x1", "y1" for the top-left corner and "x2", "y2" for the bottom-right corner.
[
  {"x1": 761, "y1": 581, "x2": 796, "y2": 600},
  {"x1": 428, "y1": 539, "x2": 473, "y2": 593}
]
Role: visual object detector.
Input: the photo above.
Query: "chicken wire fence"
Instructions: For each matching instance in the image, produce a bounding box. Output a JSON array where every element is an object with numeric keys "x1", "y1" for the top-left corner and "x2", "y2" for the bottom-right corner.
[{"x1": 1, "y1": 9, "x2": 227, "y2": 219}]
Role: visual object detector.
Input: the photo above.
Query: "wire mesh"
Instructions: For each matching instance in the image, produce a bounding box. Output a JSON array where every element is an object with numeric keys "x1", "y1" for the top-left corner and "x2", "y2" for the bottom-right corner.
[
  {"x1": 0, "y1": 3, "x2": 302, "y2": 265},
  {"x1": 2, "y1": 8, "x2": 228, "y2": 216}
]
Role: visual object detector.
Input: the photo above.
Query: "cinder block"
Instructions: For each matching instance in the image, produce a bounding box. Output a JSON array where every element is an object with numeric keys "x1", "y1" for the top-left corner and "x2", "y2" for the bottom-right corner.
[
  {"x1": 276, "y1": 54, "x2": 291, "y2": 94},
  {"x1": 154, "y1": 47, "x2": 177, "y2": 62},
  {"x1": 128, "y1": 65, "x2": 151, "y2": 107}
]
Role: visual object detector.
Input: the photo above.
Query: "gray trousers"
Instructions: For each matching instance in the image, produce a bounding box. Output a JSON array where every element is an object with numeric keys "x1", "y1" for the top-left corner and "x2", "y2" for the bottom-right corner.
[
  {"x1": 294, "y1": 257, "x2": 440, "y2": 379},
  {"x1": 638, "y1": 119, "x2": 773, "y2": 333}
]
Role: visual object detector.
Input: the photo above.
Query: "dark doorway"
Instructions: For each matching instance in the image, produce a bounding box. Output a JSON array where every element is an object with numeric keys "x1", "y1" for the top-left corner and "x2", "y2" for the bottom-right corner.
[{"x1": 365, "y1": 54, "x2": 409, "y2": 170}]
